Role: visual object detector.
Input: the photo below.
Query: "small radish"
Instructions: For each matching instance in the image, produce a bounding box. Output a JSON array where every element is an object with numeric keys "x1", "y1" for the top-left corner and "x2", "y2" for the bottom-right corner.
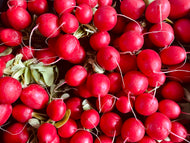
[
  {"x1": 70, "y1": 130, "x2": 93, "y2": 143},
  {"x1": 58, "y1": 118, "x2": 77, "y2": 138},
  {"x1": 46, "y1": 99, "x2": 66, "y2": 121},
  {"x1": 121, "y1": 118, "x2": 145, "y2": 142},
  {"x1": 135, "y1": 93, "x2": 158, "y2": 116},
  {"x1": 120, "y1": 0, "x2": 145, "y2": 20},
  {"x1": 148, "y1": 22, "x2": 174, "y2": 48},
  {"x1": 96, "y1": 46, "x2": 120, "y2": 71},
  {"x1": 119, "y1": 31, "x2": 144, "y2": 53},
  {"x1": 100, "y1": 112, "x2": 122, "y2": 137},
  {"x1": 94, "y1": 135, "x2": 112, "y2": 143},
  {"x1": 0, "y1": 104, "x2": 12, "y2": 126},
  {"x1": 0, "y1": 54, "x2": 14, "y2": 63},
  {"x1": 8, "y1": 0, "x2": 27, "y2": 9},
  {"x1": 160, "y1": 141, "x2": 173, "y2": 143},
  {"x1": 0, "y1": 28, "x2": 22, "y2": 46},
  {"x1": 20, "y1": 84, "x2": 49, "y2": 110},
  {"x1": 19, "y1": 46, "x2": 34, "y2": 61},
  {"x1": 98, "y1": 0, "x2": 112, "y2": 6},
  {"x1": 0, "y1": 77, "x2": 22, "y2": 104},
  {"x1": 7, "y1": 7, "x2": 31, "y2": 30},
  {"x1": 76, "y1": 0, "x2": 98, "y2": 8},
  {"x1": 123, "y1": 71, "x2": 149, "y2": 96},
  {"x1": 124, "y1": 21, "x2": 144, "y2": 33},
  {"x1": 138, "y1": 136, "x2": 156, "y2": 143},
  {"x1": 107, "y1": 72, "x2": 122, "y2": 94},
  {"x1": 116, "y1": 95, "x2": 133, "y2": 114},
  {"x1": 161, "y1": 81, "x2": 184, "y2": 101},
  {"x1": 89, "y1": 31, "x2": 110, "y2": 51},
  {"x1": 148, "y1": 72, "x2": 166, "y2": 87},
  {"x1": 75, "y1": 4, "x2": 93, "y2": 24},
  {"x1": 51, "y1": 135, "x2": 60, "y2": 143},
  {"x1": 0, "y1": 59, "x2": 6, "y2": 77},
  {"x1": 54, "y1": 0, "x2": 76, "y2": 14},
  {"x1": 37, "y1": 123, "x2": 57, "y2": 143},
  {"x1": 111, "y1": 17, "x2": 126, "y2": 34},
  {"x1": 27, "y1": 0, "x2": 48, "y2": 15},
  {"x1": 94, "y1": 5, "x2": 117, "y2": 31},
  {"x1": 145, "y1": 112, "x2": 172, "y2": 140},
  {"x1": 158, "y1": 99, "x2": 181, "y2": 119},
  {"x1": 77, "y1": 84, "x2": 93, "y2": 98},
  {"x1": 145, "y1": 0, "x2": 171, "y2": 23}
]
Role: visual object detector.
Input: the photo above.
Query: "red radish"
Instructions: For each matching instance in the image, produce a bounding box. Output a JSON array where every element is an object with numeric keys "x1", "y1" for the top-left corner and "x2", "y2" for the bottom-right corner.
[
  {"x1": 121, "y1": 118, "x2": 145, "y2": 142},
  {"x1": 66, "y1": 97, "x2": 82, "y2": 120},
  {"x1": 0, "y1": 54, "x2": 14, "y2": 63},
  {"x1": 117, "y1": 54, "x2": 137, "y2": 74},
  {"x1": 100, "y1": 112, "x2": 122, "y2": 137},
  {"x1": 138, "y1": 136, "x2": 156, "y2": 143},
  {"x1": 124, "y1": 21, "x2": 144, "y2": 33},
  {"x1": 59, "y1": 13, "x2": 79, "y2": 34},
  {"x1": 0, "y1": 104, "x2": 12, "y2": 126},
  {"x1": 8, "y1": 0, "x2": 27, "y2": 9},
  {"x1": 174, "y1": 18, "x2": 190, "y2": 43},
  {"x1": 120, "y1": 0, "x2": 145, "y2": 20},
  {"x1": 96, "y1": 46, "x2": 120, "y2": 71},
  {"x1": 94, "y1": 135, "x2": 112, "y2": 143},
  {"x1": 89, "y1": 31, "x2": 110, "y2": 51},
  {"x1": 51, "y1": 135, "x2": 60, "y2": 143},
  {"x1": 158, "y1": 99, "x2": 181, "y2": 119},
  {"x1": 58, "y1": 118, "x2": 77, "y2": 138},
  {"x1": 160, "y1": 141, "x2": 173, "y2": 143},
  {"x1": 54, "y1": 0, "x2": 76, "y2": 14},
  {"x1": 148, "y1": 72, "x2": 166, "y2": 87},
  {"x1": 0, "y1": 28, "x2": 22, "y2": 46},
  {"x1": 55, "y1": 34, "x2": 80, "y2": 60},
  {"x1": 169, "y1": 122, "x2": 187, "y2": 142},
  {"x1": 19, "y1": 46, "x2": 34, "y2": 61},
  {"x1": 98, "y1": 0, "x2": 112, "y2": 6},
  {"x1": 75, "y1": 4, "x2": 93, "y2": 24},
  {"x1": 37, "y1": 123, "x2": 57, "y2": 143},
  {"x1": 123, "y1": 71, "x2": 149, "y2": 96},
  {"x1": 20, "y1": 84, "x2": 49, "y2": 110},
  {"x1": 0, "y1": 59, "x2": 6, "y2": 77},
  {"x1": 3, "y1": 123, "x2": 29, "y2": 143},
  {"x1": 107, "y1": 72, "x2": 122, "y2": 94},
  {"x1": 161, "y1": 81, "x2": 184, "y2": 101},
  {"x1": 160, "y1": 46, "x2": 186, "y2": 65},
  {"x1": 137, "y1": 49, "x2": 162, "y2": 76},
  {"x1": 135, "y1": 93, "x2": 158, "y2": 116},
  {"x1": 0, "y1": 77, "x2": 22, "y2": 104},
  {"x1": 145, "y1": 0, "x2": 171, "y2": 23},
  {"x1": 94, "y1": 5, "x2": 117, "y2": 31},
  {"x1": 169, "y1": 0, "x2": 190, "y2": 19},
  {"x1": 86, "y1": 73, "x2": 110, "y2": 97},
  {"x1": 47, "y1": 35, "x2": 60, "y2": 54},
  {"x1": 116, "y1": 95, "x2": 133, "y2": 114},
  {"x1": 27, "y1": 0, "x2": 48, "y2": 15},
  {"x1": 145, "y1": 112, "x2": 172, "y2": 140},
  {"x1": 148, "y1": 22, "x2": 174, "y2": 47},
  {"x1": 96, "y1": 94, "x2": 115, "y2": 113},
  {"x1": 111, "y1": 17, "x2": 126, "y2": 34},
  {"x1": 36, "y1": 13, "x2": 60, "y2": 38},
  {"x1": 7, "y1": 7, "x2": 31, "y2": 30},
  {"x1": 65, "y1": 65, "x2": 87, "y2": 87},
  {"x1": 119, "y1": 31, "x2": 144, "y2": 53},
  {"x1": 77, "y1": 84, "x2": 93, "y2": 98},
  {"x1": 76, "y1": 0, "x2": 98, "y2": 8},
  {"x1": 80, "y1": 109, "x2": 100, "y2": 129},
  {"x1": 46, "y1": 99, "x2": 66, "y2": 121},
  {"x1": 70, "y1": 130, "x2": 93, "y2": 143}
]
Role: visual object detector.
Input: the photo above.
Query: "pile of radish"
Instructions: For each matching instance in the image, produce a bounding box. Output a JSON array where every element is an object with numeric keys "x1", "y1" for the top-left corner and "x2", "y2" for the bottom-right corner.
[{"x1": 0, "y1": 0, "x2": 190, "y2": 142}]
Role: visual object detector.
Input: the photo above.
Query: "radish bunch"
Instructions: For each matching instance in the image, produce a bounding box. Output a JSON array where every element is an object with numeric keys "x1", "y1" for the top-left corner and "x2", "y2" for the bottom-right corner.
[{"x1": 0, "y1": 0, "x2": 190, "y2": 142}]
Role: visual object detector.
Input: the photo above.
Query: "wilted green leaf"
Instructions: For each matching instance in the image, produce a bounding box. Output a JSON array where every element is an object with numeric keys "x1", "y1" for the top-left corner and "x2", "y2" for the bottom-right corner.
[
  {"x1": 55, "y1": 109, "x2": 71, "y2": 128},
  {"x1": 12, "y1": 68, "x2": 25, "y2": 80},
  {"x1": 31, "y1": 69, "x2": 41, "y2": 83},
  {"x1": 0, "y1": 47, "x2": 13, "y2": 56},
  {"x1": 24, "y1": 67, "x2": 31, "y2": 86}
]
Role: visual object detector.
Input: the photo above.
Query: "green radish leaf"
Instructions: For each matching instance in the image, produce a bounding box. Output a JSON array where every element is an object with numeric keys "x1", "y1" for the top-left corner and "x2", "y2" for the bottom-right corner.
[
  {"x1": 28, "y1": 118, "x2": 41, "y2": 129},
  {"x1": 54, "y1": 109, "x2": 71, "y2": 128},
  {"x1": 31, "y1": 69, "x2": 41, "y2": 83},
  {"x1": 82, "y1": 99, "x2": 94, "y2": 111},
  {"x1": 12, "y1": 68, "x2": 25, "y2": 80},
  {"x1": 24, "y1": 67, "x2": 31, "y2": 86},
  {"x1": 0, "y1": 47, "x2": 13, "y2": 57}
]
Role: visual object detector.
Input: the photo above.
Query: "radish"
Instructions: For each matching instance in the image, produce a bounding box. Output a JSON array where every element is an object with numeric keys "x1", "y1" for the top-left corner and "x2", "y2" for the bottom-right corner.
[
  {"x1": 54, "y1": 0, "x2": 76, "y2": 15},
  {"x1": 19, "y1": 46, "x2": 34, "y2": 61},
  {"x1": 8, "y1": 0, "x2": 27, "y2": 9},
  {"x1": 124, "y1": 21, "x2": 144, "y2": 33},
  {"x1": 148, "y1": 22, "x2": 174, "y2": 47},
  {"x1": 116, "y1": 95, "x2": 133, "y2": 114},
  {"x1": 145, "y1": 0, "x2": 171, "y2": 23},
  {"x1": 0, "y1": 54, "x2": 14, "y2": 63},
  {"x1": 0, "y1": 28, "x2": 22, "y2": 46},
  {"x1": 0, "y1": 77, "x2": 22, "y2": 104},
  {"x1": 100, "y1": 112, "x2": 122, "y2": 137},
  {"x1": 94, "y1": 5, "x2": 117, "y2": 31},
  {"x1": 135, "y1": 93, "x2": 158, "y2": 116},
  {"x1": 120, "y1": 0, "x2": 145, "y2": 20},
  {"x1": 174, "y1": 18, "x2": 190, "y2": 43},
  {"x1": 123, "y1": 71, "x2": 149, "y2": 96},
  {"x1": 3, "y1": 123, "x2": 29, "y2": 143},
  {"x1": 27, "y1": 0, "x2": 48, "y2": 15},
  {"x1": 161, "y1": 81, "x2": 184, "y2": 101},
  {"x1": 137, "y1": 49, "x2": 162, "y2": 76},
  {"x1": 0, "y1": 59, "x2": 5, "y2": 77},
  {"x1": 107, "y1": 72, "x2": 122, "y2": 94},
  {"x1": 111, "y1": 17, "x2": 126, "y2": 34},
  {"x1": 121, "y1": 118, "x2": 145, "y2": 142},
  {"x1": 158, "y1": 99, "x2": 181, "y2": 119},
  {"x1": 77, "y1": 84, "x2": 93, "y2": 98},
  {"x1": 37, "y1": 123, "x2": 57, "y2": 143},
  {"x1": 80, "y1": 109, "x2": 100, "y2": 129},
  {"x1": 7, "y1": 6, "x2": 31, "y2": 30},
  {"x1": 46, "y1": 99, "x2": 66, "y2": 121},
  {"x1": 160, "y1": 141, "x2": 173, "y2": 143},
  {"x1": 75, "y1": 4, "x2": 93, "y2": 24},
  {"x1": 98, "y1": 0, "x2": 112, "y2": 6},
  {"x1": 20, "y1": 84, "x2": 49, "y2": 110},
  {"x1": 58, "y1": 118, "x2": 77, "y2": 138},
  {"x1": 119, "y1": 31, "x2": 144, "y2": 53},
  {"x1": 76, "y1": 0, "x2": 98, "y2": 8},
  {"x1": 89, "y1": 31, "x2": 110, "y2": 51},
  {"x1": 138, "y1": 136, "x2": 156, "y2": 143},
  {"x1": 94, "y1": 135, "x2": 112, "y2": 143},
  {"x1": 96, "y1": 46, "x2": 120, "y2": 71},
  {"x1": 70, "y1": 130, "x2": 93, "y2": 143},
  {"x1": 145, "y1": 112, "x2": 172, "y2": 140},
  {"x1": 0, "y1": 104, "x2": 12, "y2": 126},
  {"x1": 148, "y1": 72, "x2": 166, "y2": 87},
  {"x1": 51, "y1": 135, "x2": 60, "y2": 143}
]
